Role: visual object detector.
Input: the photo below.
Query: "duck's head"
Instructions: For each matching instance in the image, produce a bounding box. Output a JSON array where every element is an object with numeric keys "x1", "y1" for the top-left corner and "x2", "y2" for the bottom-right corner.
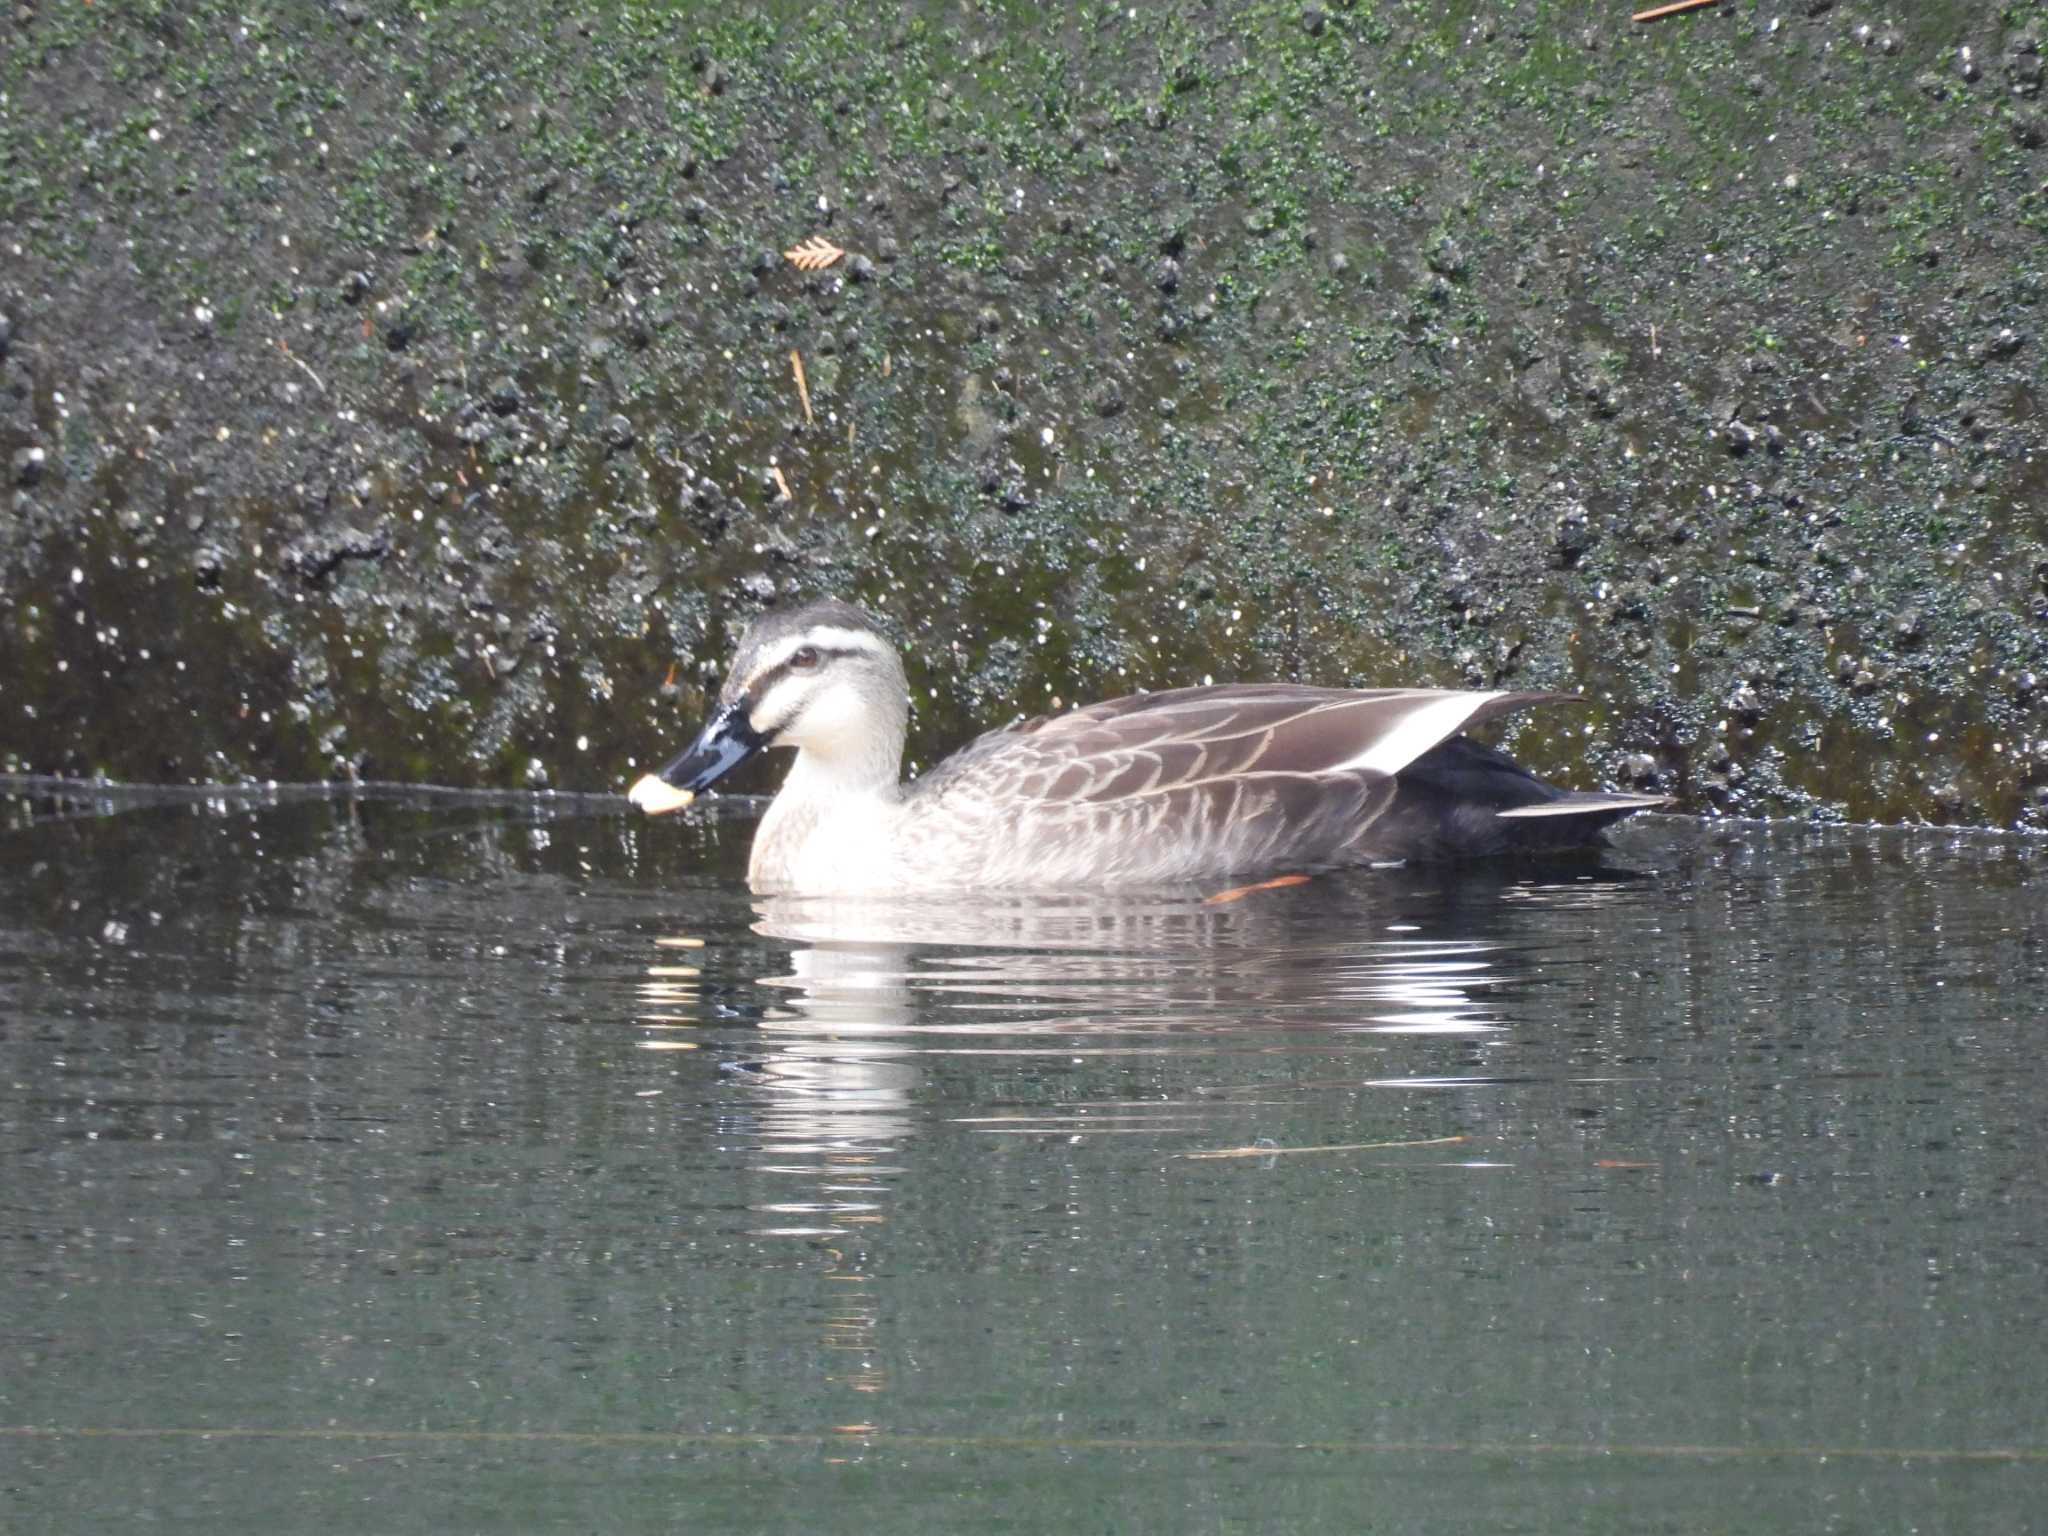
[{"x1": 629, "y1": 599, "x2": 909, "y2": 815}]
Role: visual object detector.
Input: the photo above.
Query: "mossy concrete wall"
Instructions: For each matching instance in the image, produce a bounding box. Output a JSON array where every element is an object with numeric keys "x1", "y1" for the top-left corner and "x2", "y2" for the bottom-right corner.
[{"x1": 3, "y1": 0, "x2": 2045, "y2": 822}]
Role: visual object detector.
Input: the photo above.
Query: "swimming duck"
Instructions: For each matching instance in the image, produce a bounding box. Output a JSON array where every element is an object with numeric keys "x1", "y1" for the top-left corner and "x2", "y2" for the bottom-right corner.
[{"x1": 628, "y1": 599, "x2": 1665, "y2": 894}]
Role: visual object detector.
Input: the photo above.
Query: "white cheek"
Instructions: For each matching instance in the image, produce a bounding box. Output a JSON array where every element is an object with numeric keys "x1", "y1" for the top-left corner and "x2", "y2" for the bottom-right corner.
[
  {"x1": 750, "y1": 679, "x2": 804, "y2": 739},
  {"x1": 789, "y1": 684, "x2": 868, "y2": 752}
]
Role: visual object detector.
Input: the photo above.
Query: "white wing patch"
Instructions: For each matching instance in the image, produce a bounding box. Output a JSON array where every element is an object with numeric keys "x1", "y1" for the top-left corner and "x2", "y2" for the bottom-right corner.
[
  {"x1": 1497, "y1": 794, "x2": 1668, "y2": 818},
  {"x1": 1334, "y1": 691, "x2": 1507, "y2": 776}
]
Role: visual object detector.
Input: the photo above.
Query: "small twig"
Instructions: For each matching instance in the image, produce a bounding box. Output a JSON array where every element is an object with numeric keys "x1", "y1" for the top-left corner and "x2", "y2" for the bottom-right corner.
[
  {"x1": 790, "y1": 349, "x2": 813, "y2": 425},
  {"x1": 769, "y1": 464, "x2": 793, "y2": 502},
  {"x1": 1632, "y1": 0, "x2": 1717, "y2": 21},
  {"x1": 1181, "y1": 1134, "x2": 1469, "y2": 1162},
  {"x1": 274, "y1": 338, "x2": 325, "y2": 393}
]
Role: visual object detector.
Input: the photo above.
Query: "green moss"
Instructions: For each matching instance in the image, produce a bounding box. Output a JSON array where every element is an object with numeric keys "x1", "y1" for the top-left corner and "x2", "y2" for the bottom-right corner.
[{"x1": 0, "y1": 0, "x2": 2041, "y2": 817}]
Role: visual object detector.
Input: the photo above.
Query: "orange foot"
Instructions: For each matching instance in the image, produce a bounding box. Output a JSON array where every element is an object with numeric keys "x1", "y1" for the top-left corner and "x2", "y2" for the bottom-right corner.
[{"x1": 1203, "y1": 872, "x2": 1312, "y2": 906}]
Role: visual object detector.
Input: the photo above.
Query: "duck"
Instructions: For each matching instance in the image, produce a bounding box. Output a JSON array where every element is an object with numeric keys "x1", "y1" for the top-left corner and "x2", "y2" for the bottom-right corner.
[{"x1": 627, "y1": 599, "x2": 1666, "y2": 895}]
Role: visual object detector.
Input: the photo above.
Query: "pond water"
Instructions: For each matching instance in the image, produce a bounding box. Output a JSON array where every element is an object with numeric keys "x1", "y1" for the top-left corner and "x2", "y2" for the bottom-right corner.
[{"x1": 3, "y1": 784, "x2": 2045, "y2": 1532}]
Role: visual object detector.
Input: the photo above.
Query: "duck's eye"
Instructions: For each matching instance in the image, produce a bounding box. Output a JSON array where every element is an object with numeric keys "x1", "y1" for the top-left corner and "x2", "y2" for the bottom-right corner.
[{"x1": 790, "y1": 645, "x2": 821, "y2": 671}]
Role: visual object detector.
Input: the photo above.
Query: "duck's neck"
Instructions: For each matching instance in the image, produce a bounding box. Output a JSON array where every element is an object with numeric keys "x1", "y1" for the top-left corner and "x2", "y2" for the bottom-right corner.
[
  {"x1": 750, "y1": 727, "x2": 907, "y2": 892},
  {"x1": 747, "y1": 681, "x2": 911, "y2": 892},
  {"x1": 770, "y1": 669, "x2": 909, "y2": 802},
  {"x1": 777, "y1": 731, "x2": 906, "y2": 806}
]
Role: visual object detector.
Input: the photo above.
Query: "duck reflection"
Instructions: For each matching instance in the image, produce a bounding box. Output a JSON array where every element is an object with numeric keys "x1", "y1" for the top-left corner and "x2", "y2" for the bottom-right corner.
[
  {"x1": 649, "y1": 868, "x2": 1655, "y2": 1184},
  {"x1": 751, "y1": 884, "x2": 1516, "y2": 1042},
  {"x1": 743, "y1": 936, "x2": 919, "y2": 1224},
  {"x1": 639, "y1": 862, "x2": 1647, "y2": 1395}
]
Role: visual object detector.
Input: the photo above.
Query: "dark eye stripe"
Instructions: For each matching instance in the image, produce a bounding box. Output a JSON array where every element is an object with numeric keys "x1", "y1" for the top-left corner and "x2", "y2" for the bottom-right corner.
[{"x1": 745, "y1": 645, "x2": 860, "y2": 705}]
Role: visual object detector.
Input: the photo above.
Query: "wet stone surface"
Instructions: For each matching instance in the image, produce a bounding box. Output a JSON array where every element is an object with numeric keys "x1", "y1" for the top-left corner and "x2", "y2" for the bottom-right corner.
[{"x1": 0, "y1": 2, "x2": 2044, "y2": 826}]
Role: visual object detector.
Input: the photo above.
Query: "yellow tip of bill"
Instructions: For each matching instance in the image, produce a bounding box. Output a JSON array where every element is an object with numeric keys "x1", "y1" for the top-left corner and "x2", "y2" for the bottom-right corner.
[{"x1": 628, "y1": 774, "x2": 696, "y2": 816}]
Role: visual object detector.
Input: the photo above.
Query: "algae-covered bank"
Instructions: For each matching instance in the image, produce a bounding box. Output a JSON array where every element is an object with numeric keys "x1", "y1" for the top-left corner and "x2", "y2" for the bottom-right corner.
[{"x1": 2, "y1": 1, "x2": 2044, "y2": 822}]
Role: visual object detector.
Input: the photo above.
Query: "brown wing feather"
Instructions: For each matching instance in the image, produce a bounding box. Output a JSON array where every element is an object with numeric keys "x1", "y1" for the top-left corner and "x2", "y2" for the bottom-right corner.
[
  {"x1": 914, "y1": 685, "x2": 1571, "y2": 806},
  {"x1": 894, "y1": 684, "x2": 1582, "y2": 882}
]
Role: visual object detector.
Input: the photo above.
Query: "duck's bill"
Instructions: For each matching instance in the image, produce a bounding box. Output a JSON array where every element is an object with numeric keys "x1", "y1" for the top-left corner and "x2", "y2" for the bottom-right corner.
[
  {"x1": 628, "y1": 702, "x2": 765, "y2": 817},
  {"x1": 627, "y1": 775, "x2": 696, "y2": 816}
]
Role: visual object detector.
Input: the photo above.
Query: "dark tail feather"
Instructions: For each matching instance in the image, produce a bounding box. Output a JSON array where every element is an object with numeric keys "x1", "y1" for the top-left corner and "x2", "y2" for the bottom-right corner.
[{"x1": 1384, "y1": 738, "x2": 1668, "y2": 859}]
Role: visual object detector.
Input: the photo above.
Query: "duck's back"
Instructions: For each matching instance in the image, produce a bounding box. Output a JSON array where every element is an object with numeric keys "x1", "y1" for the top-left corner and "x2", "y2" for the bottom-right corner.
[{"x1": 891, "y1": 683, "x2": 1638, "y2": 887}]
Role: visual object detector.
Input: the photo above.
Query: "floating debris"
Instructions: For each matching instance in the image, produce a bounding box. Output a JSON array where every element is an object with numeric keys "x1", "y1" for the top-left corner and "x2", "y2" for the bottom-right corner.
[{"x1": 1181, "y1": 1134, "x2": 1470, "y2": 1161}]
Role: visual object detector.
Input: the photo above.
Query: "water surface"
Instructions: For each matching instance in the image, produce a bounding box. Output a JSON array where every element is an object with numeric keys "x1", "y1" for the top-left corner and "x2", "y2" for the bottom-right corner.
[{"x1": 3, "y1": 786, "x2": 2044, "y2": 1531}]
